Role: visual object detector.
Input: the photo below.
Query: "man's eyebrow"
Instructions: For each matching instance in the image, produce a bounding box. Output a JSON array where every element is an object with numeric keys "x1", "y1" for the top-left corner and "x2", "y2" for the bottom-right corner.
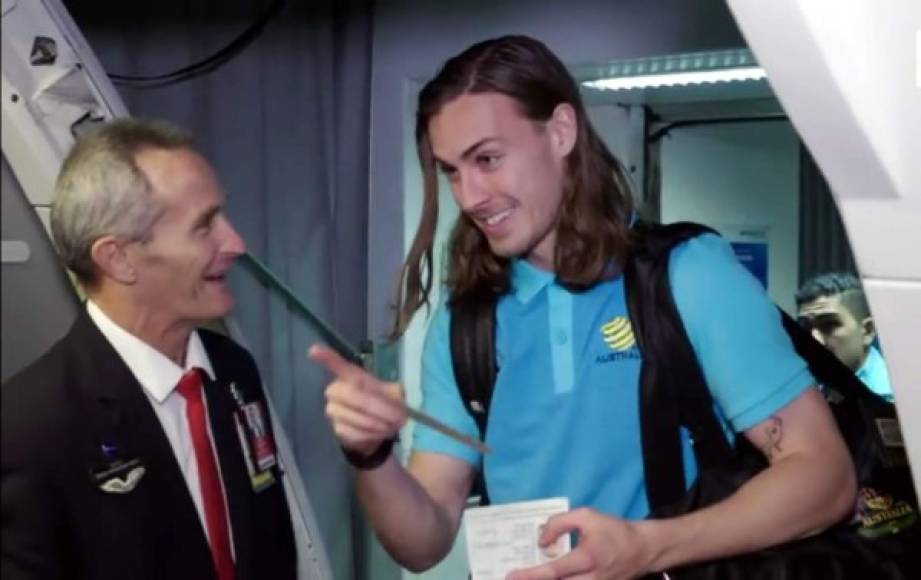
[
  {"x1": 801, "y1": 312, "x2": 841, "y2": 323},
  {"x1": 435, "y1": 137, "x2": 502, "y2": 167},
  {"x1": 434, "y1": 138, "x2": 504, "y2": 171},
  {"x1": 194, "y1": 205, "x2": 221, "y2": 228},
  {"x1": 459, "y1": 137, "x2": 500, "y2": 161}
]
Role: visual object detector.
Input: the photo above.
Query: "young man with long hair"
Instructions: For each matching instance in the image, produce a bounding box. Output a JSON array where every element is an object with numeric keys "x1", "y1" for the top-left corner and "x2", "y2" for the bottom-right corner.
[{"x1": 311, "y1": 36, "x2": 855, "y2": 578}]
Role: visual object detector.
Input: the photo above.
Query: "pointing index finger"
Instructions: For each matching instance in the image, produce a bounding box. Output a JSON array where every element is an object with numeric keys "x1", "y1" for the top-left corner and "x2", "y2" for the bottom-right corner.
[{"x1": 308, "y1": 344, "x2": 366, "y2": 382}]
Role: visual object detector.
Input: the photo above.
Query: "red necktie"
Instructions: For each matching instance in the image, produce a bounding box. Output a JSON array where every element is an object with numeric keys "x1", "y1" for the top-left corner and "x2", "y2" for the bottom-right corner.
[{"x1": 177, "y1": 368, "x2": 236, "y2": 580}]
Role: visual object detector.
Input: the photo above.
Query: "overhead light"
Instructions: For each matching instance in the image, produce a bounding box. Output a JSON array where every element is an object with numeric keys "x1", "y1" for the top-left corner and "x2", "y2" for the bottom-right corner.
[
  {"x1": 583, "y1": 66, "x2": 766, "y2": 91},
  {"x1": 578, "y1": 49, "x2": 766, "y2": 92}
]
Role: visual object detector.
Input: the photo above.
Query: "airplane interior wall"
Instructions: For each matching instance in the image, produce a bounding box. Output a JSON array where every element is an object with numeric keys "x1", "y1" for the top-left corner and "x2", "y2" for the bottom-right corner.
[
  {"x1": 660, "y1": 121, "x2": 801, "y2": 314},
  {"x1": 1, "y1": 156, "x2": 79, "y2": 383}
]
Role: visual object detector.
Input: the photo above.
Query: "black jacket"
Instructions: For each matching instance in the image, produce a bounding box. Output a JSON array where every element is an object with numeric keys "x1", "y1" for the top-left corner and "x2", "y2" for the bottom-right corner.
[{"x1": 1, "y1": 310, "x2": 297, "y2": 580}]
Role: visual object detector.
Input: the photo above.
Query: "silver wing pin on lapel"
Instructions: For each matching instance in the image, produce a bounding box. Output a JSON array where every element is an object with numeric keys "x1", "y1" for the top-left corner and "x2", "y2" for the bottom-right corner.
[{"x1": 99, "y1": 466, "x2": 146, "y2": 494}]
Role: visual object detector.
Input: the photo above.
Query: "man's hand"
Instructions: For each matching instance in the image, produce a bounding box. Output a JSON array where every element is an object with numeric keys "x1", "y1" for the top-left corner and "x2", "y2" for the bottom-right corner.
[
  {"x1": 309, "y1": 345, "x2": 477, "y2": 571},
  {"x1": 309, "y1": 344, "x2": 407, "y2": 458},
  {"x1": 507, "y1": 508, "x2": 657, "y2": 580}
]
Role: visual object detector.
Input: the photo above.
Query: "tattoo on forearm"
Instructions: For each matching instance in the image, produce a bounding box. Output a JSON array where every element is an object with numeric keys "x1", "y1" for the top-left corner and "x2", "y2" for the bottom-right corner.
[{"x1": 761, "y1": 416, "x2": 783, "y2": 460}]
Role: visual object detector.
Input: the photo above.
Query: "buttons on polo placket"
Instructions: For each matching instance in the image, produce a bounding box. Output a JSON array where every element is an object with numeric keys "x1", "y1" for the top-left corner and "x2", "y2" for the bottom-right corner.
[{"x1": 548, "y1": 287, "x2": 574, "y2": 394}]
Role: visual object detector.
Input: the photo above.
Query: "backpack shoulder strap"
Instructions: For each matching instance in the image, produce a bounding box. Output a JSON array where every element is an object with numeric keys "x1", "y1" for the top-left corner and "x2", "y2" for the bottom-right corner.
[
  {"x1": 448, "y1": 294, "x2": 499, "y2": 439},
  {"x1": 449, "y1": 292, "x2": 499, "y2": 505},
  {"x1": 625, "y1": 221, "x2": 736, "y2": 511}
]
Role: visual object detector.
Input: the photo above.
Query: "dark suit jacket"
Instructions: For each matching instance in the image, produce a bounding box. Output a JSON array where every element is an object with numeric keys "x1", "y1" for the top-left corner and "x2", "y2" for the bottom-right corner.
[{"x1": 1, "y1": 310, "x2": 297, "y2": 580}]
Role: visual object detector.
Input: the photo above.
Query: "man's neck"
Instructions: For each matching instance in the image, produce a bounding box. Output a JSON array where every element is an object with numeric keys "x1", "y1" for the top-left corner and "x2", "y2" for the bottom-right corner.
[
  {"x1": 89, "y1": 292, "x2": 191, "y2": 366},
  {"x1": 525, "y1": 230, "x2": 558, "y2": 272},
  {"x1": 855, "y1": 346, "x2": 873, "y2": 374}
]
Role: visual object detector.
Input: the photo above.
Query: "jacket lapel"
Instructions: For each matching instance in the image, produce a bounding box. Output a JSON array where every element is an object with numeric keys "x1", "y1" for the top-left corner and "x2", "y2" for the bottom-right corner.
[
  {"x1": 66, "y1": 310, "x2": 214, "y2": 574},
  {"x1": 200, "y1": 330, "x2": 298, "y2": 580}
]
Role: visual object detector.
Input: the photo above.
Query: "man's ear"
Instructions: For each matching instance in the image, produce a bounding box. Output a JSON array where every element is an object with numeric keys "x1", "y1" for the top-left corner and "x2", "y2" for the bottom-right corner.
[
  {"x1": 90, "y1": 236, "x2": 137, "y2": 285},
  {"x1": 548, "y1": 103, "x2": 577, "y2": 159},
  {"x1": 860, "y1": 316, "x2": 876, "y2": 347}
]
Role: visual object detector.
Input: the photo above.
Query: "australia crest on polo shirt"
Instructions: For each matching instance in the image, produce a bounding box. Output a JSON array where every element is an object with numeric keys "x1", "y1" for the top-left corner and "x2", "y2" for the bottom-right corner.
[{"x1": 595, "y1": 315, "x2": 641, "y2": 364}]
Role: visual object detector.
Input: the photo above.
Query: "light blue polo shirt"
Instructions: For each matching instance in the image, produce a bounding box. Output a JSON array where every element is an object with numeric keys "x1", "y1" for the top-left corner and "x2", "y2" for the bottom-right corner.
[{"x1": 413, "y1": 234, "x2": 814, "y2": 519}]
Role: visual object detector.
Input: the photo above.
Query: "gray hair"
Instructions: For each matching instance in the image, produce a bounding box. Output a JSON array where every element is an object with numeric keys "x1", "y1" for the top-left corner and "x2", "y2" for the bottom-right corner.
[{"x1": 50, "y1": 118, "x2": 193, "y2": 285}]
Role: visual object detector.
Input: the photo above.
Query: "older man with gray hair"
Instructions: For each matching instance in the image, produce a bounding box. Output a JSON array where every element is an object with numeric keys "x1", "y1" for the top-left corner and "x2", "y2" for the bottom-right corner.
[{"x1": 1, "y1": 119, "x2": 298, "y2": 580}]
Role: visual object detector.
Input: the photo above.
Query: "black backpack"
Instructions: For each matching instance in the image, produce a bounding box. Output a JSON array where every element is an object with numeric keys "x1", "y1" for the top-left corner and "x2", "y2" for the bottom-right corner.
[{"x1": 449, "y1": 221, "x2": 919, "y2": 579}]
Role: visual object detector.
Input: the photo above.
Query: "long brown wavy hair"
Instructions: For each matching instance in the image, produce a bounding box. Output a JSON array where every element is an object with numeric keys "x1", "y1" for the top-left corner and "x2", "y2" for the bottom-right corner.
[{"x1": 392, "y1": 35, "x2": 634, "y2": 338}]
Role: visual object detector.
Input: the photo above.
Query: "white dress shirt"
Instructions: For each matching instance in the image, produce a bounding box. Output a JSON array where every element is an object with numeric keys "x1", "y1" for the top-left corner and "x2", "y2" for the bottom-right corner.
[{"x1": 87, "y1": 300, "x2": 235, "y2": 555}]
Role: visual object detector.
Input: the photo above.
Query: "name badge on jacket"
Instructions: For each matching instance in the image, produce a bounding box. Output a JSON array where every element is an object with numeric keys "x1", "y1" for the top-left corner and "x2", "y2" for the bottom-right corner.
[{"x1": 229, "y1": 382, "x2": 278, "y2": 493}]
